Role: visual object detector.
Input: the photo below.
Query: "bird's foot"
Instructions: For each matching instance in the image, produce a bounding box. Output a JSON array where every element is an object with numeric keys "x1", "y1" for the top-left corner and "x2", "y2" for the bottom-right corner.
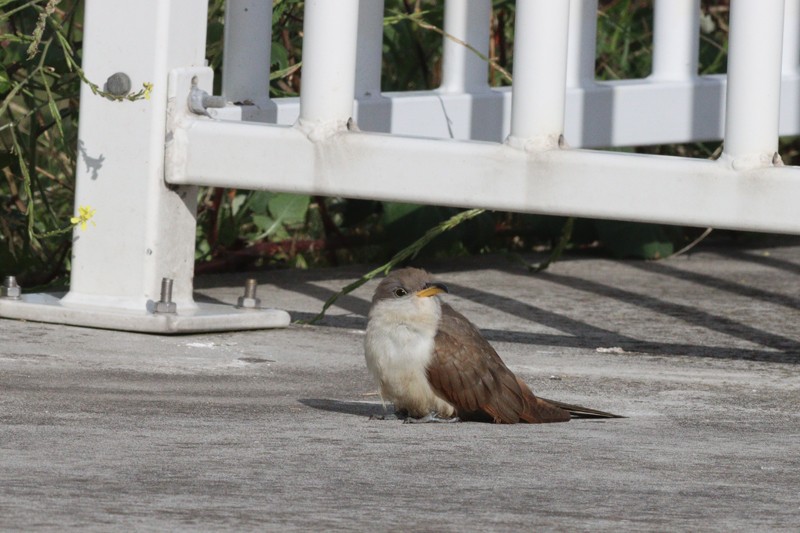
[{"x1": 403, "y1": 412, "x2": 461, "y2": 424}]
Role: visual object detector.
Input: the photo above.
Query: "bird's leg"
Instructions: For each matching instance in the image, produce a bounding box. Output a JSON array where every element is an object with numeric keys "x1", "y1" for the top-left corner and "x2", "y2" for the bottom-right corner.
[{"x1": 403, "y1": 412, "x2": 461, "y2": 424}]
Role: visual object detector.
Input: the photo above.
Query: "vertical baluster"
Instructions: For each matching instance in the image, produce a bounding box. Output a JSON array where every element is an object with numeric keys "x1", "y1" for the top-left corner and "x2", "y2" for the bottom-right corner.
[
  {"x1": 222, "y1": 0, "x2": 273, "y2": 103},
  {"x1": 783, "y1": 0, "x2": 800, "y2": 75},
  {"x1": 723, "y1": 0, "x2": 786, "y2": 167},
  {"x1": 509, "y1": 0, "x2": 571, "y2": 146},
  {"x1": 651, "y1": 0, "x2": 700, "y2": 80},
  {"x1": 566, "y1": 0, "x2": 598, "y2": 88},
  {"x1": 299, "y1": 0, "x2": 361, "y2": 124},
  {"x1": 355, "y1": 0, "x2": 385, "y2": 98},
  {"x1": 440, "y1": 0, "x2": 492, "y2": 93}
]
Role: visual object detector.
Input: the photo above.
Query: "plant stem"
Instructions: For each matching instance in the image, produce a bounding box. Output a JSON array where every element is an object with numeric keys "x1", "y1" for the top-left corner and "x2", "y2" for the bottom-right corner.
[{"x1": 303, "y1": 208, "x2": 486, "y2": 324}]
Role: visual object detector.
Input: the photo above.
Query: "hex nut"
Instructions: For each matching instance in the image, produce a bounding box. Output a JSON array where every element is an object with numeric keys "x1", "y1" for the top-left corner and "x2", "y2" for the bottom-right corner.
[
  {"x1": 236, "y1": 296, "x2": 261, "y2": 309},
  {"x1": 0, "y1": 285, "x2": 21, "y2": 299},
  {"x1": 154, "y1": 301, "x2": 177, "y2": 314}
]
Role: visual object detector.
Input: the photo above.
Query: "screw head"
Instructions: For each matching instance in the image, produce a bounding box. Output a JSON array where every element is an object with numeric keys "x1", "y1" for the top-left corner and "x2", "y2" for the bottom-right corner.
[{"x1": 105, "y1": 72, "x2": 131, "y2": 96}]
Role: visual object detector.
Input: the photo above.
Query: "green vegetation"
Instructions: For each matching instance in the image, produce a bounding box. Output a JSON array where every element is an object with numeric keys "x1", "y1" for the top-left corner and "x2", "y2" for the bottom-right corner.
[{"x1": 1, "y1": 0, "x2": 765, "y2": 295}]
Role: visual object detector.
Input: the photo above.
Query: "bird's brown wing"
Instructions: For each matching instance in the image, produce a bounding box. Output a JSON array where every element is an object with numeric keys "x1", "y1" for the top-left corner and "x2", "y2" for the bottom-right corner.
[{"x1": 427, "y1": 304, "x2": 570, "y2": 424}]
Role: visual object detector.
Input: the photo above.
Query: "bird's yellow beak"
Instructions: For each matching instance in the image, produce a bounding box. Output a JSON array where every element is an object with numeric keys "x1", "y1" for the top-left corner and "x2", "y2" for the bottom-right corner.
[{"x1": 416, "y1": 282, "x2": 449, "y2": 298}]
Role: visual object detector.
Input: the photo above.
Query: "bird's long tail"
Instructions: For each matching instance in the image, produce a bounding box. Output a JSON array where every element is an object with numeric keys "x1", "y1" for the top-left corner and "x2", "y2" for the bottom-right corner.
[{"x1": 539, "y1": 397, "x2": 625, "y2": 419}]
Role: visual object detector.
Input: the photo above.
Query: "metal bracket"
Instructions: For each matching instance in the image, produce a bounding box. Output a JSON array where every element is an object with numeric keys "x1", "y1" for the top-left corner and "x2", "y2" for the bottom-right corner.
[{"x1": 0, "y1": 292, "x2": 290, "y2": 334}]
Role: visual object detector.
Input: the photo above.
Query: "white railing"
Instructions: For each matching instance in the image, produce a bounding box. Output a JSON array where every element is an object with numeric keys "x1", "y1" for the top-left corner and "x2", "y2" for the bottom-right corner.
[{"x1": 1, "y1": 0, "x2": 798, "y2": 333}]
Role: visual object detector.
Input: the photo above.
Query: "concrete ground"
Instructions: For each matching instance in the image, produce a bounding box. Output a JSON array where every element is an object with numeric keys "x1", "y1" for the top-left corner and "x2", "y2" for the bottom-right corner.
[{"x1": 1, "y1": 239, "x2": 799, "y2": 531}]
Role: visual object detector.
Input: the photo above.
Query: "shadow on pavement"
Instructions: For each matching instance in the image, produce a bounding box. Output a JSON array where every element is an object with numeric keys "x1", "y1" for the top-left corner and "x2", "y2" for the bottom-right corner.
[{"x1": 299, "y1": 398, "x2": 389, "y2": 418}]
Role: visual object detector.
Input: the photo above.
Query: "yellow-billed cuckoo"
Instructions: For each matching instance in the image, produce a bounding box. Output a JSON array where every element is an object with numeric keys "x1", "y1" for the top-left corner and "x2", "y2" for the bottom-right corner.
[{"x1": 365, "y1": 267, "x2": 620, "y2": 423}]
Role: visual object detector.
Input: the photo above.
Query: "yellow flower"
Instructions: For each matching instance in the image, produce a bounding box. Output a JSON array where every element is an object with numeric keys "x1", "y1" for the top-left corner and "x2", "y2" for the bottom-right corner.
[
  {"x1": 143, "y1": 82, "x2": 153, "y2": 100},
  {"x1": 70, "y1": 205, "x2": 97, "y2": 231}
]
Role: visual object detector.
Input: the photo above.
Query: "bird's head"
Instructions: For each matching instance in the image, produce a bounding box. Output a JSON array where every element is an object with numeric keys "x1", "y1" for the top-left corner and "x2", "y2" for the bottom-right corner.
[{"x1": 369, "y1": 268, "x2": 449, "y2": 324}]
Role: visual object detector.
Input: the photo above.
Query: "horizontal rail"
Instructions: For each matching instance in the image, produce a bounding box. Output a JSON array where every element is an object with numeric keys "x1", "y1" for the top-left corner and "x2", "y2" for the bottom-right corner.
[
  {"x1": 167, "y1": 110, "x2": 800, "y2": 235},
  {"x1": 215, "y1": 74, "x2": 800, "y2": 149}
]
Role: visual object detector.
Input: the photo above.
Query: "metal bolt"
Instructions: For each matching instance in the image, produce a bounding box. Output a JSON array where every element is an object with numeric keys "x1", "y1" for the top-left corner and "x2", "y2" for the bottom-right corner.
[
  {"x1": 154, "y1": 277, "x2": 177, "y2": 314},
  {"x1": 202, "y1": 93, "x2": 227, "y2": 109},
  {"x1": 236, "y1": 278, "x2": 261, "y2": 309},
  {"x1": 1, "y1": 276, "x2": 21, "y2": 299},
  {"x1": 188, "y1": 84, "x2": 226, "y2": 116},
  {"x1": 105, "y1": 72, "x2": 131, "y2": 96}
]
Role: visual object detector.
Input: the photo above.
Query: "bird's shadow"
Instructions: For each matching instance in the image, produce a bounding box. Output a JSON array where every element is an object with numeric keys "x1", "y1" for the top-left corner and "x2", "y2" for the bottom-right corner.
[
  {"x1": 300, "y1": 398, "x2": 394, "y2": 418},
  {"x1": 299, "y1": 398, "x2": 621, "y2": 423}
]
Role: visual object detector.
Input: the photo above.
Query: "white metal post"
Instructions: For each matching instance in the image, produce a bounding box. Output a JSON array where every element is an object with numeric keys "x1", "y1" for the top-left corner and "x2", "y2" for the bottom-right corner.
[
  {"x1": 783, "y1": 0, "x2": 800, "y2": 74},
  {"x1": 299, "y1": 0, "x2": 360, "y2": 127},
  {"x1": 63, "y1": 0, "x2": 207, "y2": 312},
  {"x1": 222, "y1": 0, "x2": 273, "y2": 105},
  {"x1": 651, "y1": 0, "x2": 700, "y2": 80},
  {"x1": 439, "y1": 0, "x2": 491, "y2": 93},
  {"x1": 566, "y1": 0, "x2": 598, "y2": 88},
  {"x1": 723, "y1": 0, "x2": 786, "y2": 168},
  {"x1": 509, "y1": 0, "x2": 571, "y2": 148}
]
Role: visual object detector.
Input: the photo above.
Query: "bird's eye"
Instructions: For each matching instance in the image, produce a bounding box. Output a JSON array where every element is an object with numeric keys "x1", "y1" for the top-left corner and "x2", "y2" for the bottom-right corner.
[{"x1": 393, "y1": 287, "x2": 408, "y2": 297}]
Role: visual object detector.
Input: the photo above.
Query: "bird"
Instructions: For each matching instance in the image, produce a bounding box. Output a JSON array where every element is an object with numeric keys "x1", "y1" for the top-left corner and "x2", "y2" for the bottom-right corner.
[{"x1": 364, "y1": 267, "x2": 621, "y2": 424}]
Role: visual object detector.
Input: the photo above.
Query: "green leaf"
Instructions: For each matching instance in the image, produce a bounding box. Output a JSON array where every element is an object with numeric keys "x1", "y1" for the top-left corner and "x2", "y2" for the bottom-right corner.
[
  {"x1": 246, "y1": 191, "x2": 273, "y2": 216},
  {"x1": 217, "y1": 214, "x2": 239, "y2": 247},
  {"x1": 0, "y1": 66, "x2": 11, "y2": 94},
  {"x1": 228, "y1": 192, "x2": 251, "y2": 226},
  {"x1": 252, "y1": 214, "x2": 275, "y2": 233},
  {"x1": 247, "y1": 194, "x2": 310, "y2": 241},
  {"x1": 267, "y1": 193, "x2": 310, "y2": 227},
  {"x1": 271, "y1": 42, "x2": 289, "y2": 71},
  {"x1": 40, "y1": 70, "x2": 63, "y2": 138},
  {"x1": 206, "y1": 21, "x2": 224, "y2": 47},
  {"x1": 291, "y1": 253, "x2": 308, "y2": 269},
  {"x1": 195, "y1": 239, "x2": 210, "y2": 261}
]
